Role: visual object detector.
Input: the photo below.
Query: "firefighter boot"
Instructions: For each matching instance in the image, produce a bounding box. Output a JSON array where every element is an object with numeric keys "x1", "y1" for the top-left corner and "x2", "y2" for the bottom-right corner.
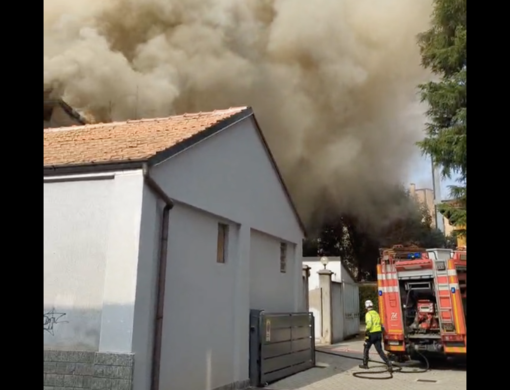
[{"x1": 359, "y1": 339, "x2": 370, "y2": 369}]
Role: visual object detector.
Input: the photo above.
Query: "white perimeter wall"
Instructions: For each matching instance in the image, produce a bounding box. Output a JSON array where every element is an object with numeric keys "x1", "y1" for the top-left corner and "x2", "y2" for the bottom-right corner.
[
  {"x1": 303, "y1": 257, "x2": 360, "y2": 342},
  {"x1": 43, "y1": 171, "x2": 144, "y2": 353}
]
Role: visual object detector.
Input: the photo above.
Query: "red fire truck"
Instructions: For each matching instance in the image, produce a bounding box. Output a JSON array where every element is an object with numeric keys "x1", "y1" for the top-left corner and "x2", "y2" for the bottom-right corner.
[{"x1": 377, "y1": 245, "x2": 466, "y2": 360}]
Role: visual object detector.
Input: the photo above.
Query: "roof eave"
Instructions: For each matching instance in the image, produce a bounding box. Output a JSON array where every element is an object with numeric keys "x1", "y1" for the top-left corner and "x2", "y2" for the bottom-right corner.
[{"x1": 43, "y1": 159, "x2": 147, "y2": 177}]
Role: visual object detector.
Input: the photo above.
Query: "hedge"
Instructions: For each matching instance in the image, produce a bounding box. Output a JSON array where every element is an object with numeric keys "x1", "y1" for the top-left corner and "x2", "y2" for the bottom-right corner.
[{"x1": 359, "y1": 283, "x2": 379, "y2": 322}]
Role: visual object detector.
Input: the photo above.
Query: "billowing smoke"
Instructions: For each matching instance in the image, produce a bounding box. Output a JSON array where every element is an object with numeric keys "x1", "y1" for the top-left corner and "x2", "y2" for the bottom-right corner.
[{"x1": 44, "y1": 0, "x2": 432, "y2": 229}]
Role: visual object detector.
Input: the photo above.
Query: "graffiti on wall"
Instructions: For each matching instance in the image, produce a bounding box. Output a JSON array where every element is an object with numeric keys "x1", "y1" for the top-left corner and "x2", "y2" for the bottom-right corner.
[{"x1": 44, "y1": 307, "x2": 68, "y2": 335}]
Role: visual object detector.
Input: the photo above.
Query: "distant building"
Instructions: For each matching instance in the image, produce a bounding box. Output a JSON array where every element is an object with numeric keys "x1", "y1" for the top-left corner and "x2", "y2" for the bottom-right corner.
[
  {"x1": 409, "y1": 183, "x2": 455, "y2": 236},
  {"x1": 440, "y1": 199, "x2": 466, "y2": 246},
  {"x1": 44, "y1": 89, "x2": 87, "y2": 128}
]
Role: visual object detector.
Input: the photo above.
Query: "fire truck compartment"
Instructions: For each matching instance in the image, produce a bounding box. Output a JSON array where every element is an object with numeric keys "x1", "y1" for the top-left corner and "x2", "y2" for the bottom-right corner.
[{"x1": 399, "y1": 277, "x2": 441, "y2": 337}]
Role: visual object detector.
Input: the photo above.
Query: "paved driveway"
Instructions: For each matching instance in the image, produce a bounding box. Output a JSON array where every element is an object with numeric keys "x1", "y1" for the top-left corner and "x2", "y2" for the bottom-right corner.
[{"x1": 263, "y1": 337, "x2": 466, "y2": 390}]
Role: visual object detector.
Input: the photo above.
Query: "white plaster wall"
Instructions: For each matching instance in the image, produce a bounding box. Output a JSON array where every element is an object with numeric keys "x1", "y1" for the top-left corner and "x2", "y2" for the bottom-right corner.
[
  {"x1": 99, "y1": 172, "x2": 145, "y2": 353},
  {"x1": 44, "y1": 171, "x2": 144, "y2": 353},
  {"x1": 44, "y1": 177, "x2": 112, "y2": 351},
  {"x1": 130, "y1": 186, "x2": 162, "y2": 390},
  {"x1": 150, "y1": 117, "x2": 302, "y2": 244},
  {"x1": 250, "y1": 230, "x2": 296, "y2": 312},
  {"x1": 158, "y1": 204, "x2": 238, "y2": 390}
]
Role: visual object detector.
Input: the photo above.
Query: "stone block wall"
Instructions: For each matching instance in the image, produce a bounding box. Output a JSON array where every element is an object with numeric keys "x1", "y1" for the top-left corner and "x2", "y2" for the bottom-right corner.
[{"x1": 43, "y1": 350, "x2": 134, "y2": 390}]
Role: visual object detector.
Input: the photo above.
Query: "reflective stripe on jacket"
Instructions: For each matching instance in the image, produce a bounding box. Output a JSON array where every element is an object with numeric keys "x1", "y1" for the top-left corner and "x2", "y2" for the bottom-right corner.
[{"x1": 365, "y1": 309, "x2": 382, "y2": 333}]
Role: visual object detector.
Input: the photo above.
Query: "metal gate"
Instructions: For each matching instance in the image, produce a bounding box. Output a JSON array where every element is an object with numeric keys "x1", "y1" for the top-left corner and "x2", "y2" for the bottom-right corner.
[
  {"x1": 249, "y1": 310, "x2": 315, "y2": 387},
  {"x1": 342, "y1": 282, "x2": 360, "y2": 338}
]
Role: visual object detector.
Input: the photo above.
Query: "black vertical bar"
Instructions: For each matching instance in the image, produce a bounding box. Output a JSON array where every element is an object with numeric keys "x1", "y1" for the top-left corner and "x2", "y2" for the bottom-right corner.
[
  {"x1": 290, "y1": 313, "x2": 293, "y2": 353},
  {"x1": 259, "y1": 312, "x2": 264, "y2": 386},
  {"x1": 249, "y1": 310, "x2": 264, "y2": 387}
]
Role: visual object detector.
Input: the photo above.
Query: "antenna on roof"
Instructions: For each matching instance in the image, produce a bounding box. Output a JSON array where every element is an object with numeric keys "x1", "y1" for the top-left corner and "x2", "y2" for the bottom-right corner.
[
  {"x1": 109, "y1": 101, "x2": 113, "y2": 121},
  {"x1": 135, "y1": 85, "x2": 139, "y2": 119}
]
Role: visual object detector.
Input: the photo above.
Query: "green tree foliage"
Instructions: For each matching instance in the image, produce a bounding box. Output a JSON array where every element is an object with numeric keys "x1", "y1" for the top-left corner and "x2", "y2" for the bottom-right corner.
[
  {"x1": 417, "y1": 0, "x2": 466, "y2": 234},
  {"x1": 359, "y1": 284, "x2": 379, "y2": 321},
  {"x1": 303, "y1": 187, "x2": 445, "y2": 281}
]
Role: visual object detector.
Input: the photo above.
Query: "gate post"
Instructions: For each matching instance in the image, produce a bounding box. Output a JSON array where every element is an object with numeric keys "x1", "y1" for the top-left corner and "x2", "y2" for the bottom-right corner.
[
  {"x1": 302, "y1": 265, "x2": 311, "y2": 311},
  {"x1": 318, "y1": 269, "x2": 333, "y2": 344}
]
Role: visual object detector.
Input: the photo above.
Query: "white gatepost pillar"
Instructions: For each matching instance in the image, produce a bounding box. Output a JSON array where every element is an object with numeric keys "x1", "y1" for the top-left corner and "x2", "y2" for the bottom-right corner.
[
  {"x1": 302, "y1": 265, "x2": 311, "y2": 311},
  {"x1": 318, "y1": 269, "x2": 333, "y2": 344}
]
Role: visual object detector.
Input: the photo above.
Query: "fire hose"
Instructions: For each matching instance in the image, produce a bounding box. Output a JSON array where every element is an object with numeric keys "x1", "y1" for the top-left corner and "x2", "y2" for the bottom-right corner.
[{"x1": 315, "y1": 347, "x2": 429, "y2": 380}]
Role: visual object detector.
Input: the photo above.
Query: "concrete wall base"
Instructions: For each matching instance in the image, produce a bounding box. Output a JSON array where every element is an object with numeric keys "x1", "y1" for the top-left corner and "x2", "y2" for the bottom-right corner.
[{"x1": 44, "y1": 350, "x2": 134, "y2": 390}]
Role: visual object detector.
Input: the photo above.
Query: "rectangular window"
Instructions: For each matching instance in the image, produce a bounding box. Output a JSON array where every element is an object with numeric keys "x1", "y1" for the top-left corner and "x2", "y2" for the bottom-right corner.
[
  {"x1": 217, "y1": 223, "x2": 229, "y2": 263},
  {"x1": 280, "y1": 242, "x2": 287, "y2": 273}
]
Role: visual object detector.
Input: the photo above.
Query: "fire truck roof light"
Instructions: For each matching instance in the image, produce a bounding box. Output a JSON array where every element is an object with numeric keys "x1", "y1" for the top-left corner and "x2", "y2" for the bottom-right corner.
[{"x1": 407, "y1": 252, "x2": 422, "y2": 259}]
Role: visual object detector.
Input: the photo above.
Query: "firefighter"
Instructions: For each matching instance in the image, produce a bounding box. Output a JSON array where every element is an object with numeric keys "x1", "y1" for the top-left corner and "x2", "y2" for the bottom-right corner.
[{"x1": 359, "y1": 300, "x2": 393, "y2": 371}]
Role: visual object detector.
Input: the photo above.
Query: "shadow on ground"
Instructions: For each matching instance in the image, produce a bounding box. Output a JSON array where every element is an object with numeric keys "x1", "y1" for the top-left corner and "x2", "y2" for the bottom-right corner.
[
  {"x1": 261, "y1": 332, "x2": 466, "y2": 390},
  {"x1": 420, "y1": 356, "x2": 466, "y2": 372},
  {"x1": 260, "y1": 334, "x2": 365, "y2": 389},
  {"x1": 260, "y1": 350, "x2": 362, "y2": 389}
]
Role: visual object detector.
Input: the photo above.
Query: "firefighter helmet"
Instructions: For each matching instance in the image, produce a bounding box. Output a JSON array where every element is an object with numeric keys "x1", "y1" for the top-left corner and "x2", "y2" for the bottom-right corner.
[{"x1": 365, "y1": 300, "x2": 374, "y2": 309}]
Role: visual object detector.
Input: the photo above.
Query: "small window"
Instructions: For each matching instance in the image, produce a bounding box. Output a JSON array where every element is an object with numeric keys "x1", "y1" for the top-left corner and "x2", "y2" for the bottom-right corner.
[
  {"x1": 280, "y1": 242, "x2": 287, "y2": 273},
  {"x1": 217, "y1": 223, "x2": 229, "y2": 263}
]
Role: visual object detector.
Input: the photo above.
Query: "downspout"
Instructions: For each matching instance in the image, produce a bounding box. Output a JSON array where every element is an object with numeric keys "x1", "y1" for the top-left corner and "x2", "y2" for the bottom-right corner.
[{"x1": 142, "y1": 164, "x2": 174, "y2": 390}]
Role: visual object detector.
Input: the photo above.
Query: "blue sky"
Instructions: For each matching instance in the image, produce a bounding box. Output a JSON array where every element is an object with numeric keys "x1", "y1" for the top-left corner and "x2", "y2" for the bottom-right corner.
[{"x1": 407, "y1": 153, "x2": 460, "y2": 201}]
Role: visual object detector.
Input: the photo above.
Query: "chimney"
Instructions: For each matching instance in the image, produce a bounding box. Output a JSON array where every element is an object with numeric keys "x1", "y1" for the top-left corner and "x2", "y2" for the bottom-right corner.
[{"x1": 409, "y1": 183, "x2": 416, "y2": 197}]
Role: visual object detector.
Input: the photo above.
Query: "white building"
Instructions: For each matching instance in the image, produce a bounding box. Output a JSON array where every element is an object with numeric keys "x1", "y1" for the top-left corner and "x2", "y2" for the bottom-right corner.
[
  {"x1": 43, "y1": 107, "x2": 306, "y2": 390},
  {"x1": 303, "y1": 257, "x2": 355, "y2": 289}
]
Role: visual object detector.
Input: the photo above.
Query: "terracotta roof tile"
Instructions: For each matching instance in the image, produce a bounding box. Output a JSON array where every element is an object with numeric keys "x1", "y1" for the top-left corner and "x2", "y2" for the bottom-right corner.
[{"x1": 44, "y1": 107, "x2": 249, "y2": 167}]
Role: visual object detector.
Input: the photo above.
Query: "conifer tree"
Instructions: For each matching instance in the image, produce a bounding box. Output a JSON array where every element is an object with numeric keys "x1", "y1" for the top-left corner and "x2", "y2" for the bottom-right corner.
[{"x1": 417, "y1": 0, "x2": 466, "y2": 235}]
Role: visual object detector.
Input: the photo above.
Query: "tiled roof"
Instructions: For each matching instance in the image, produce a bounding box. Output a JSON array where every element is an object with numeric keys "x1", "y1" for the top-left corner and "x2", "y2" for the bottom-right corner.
[{"x1": 44, "y1": 107, "x2": 249, "y2": 167}]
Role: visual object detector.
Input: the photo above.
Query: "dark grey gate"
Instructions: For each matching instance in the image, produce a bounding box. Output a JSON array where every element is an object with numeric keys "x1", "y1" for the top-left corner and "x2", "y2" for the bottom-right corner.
[{"x1": 249, "y1": 310, "x2": 315, "y2": 387}]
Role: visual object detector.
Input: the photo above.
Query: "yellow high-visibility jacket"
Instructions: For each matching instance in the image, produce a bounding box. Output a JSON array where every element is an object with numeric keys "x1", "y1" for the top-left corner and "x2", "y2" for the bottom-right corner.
[{"x1": 365, "y1": 309, "x2": 382, "y2": 333}]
